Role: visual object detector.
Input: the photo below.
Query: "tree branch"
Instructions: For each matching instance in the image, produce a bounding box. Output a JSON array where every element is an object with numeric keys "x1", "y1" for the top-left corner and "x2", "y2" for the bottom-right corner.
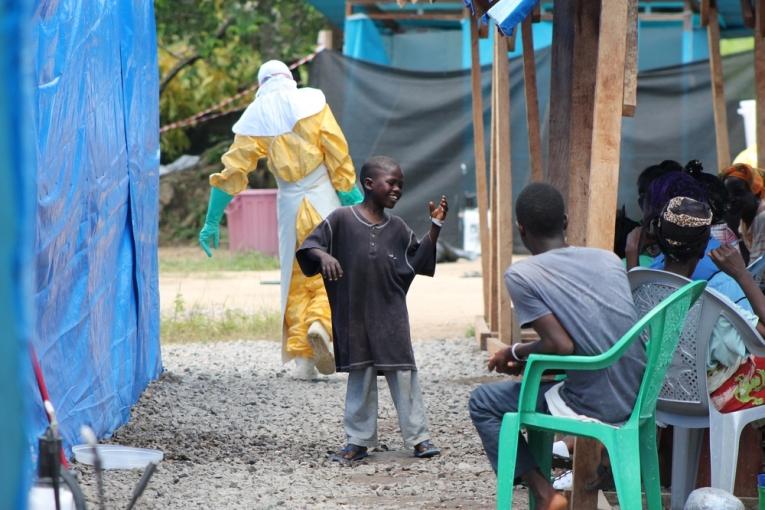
[{"x1": 159, "y1": 15, "x2": 236, "y2": 95}]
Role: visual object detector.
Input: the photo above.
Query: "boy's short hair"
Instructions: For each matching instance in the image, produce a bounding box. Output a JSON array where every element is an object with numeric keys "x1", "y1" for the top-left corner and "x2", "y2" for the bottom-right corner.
[
  {"x1": 361, "y1": 155, "x2": 400, "y2": 183},
  {"x1": 515, "y1": 183, "x2": 565, "y2": 237}
]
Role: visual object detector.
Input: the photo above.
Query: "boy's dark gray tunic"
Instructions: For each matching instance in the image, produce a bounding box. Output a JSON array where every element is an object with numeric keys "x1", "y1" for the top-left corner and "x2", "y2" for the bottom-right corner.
[{"x1": 296, "y1": 206, "x2": 436, "y2": 372}]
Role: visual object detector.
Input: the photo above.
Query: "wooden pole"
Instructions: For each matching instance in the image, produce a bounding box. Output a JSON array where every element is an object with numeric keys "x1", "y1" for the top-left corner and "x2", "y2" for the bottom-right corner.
[
  {"x1": 708, "y1": 4, "x2": 731, "y2": 170},
  {"x1": 470, "y1": 18, "x2": 491, "y2": 322},
  {"x1": 521, "y1": 18, "x2": 543, "y2": 183},
  {"x1": 623, "y1": 0, "x2": 638, "y2": 117},
  {"x1": 570, "y1": 1, "x2": 629, "y2": 508},
  {"x1": 757, "y1": 1, "x2": 765, "y2": 168},
  {"x1": 565, "y1": 0, "x2": 600, "y2": 246},
  {"x1": 493, "y1": 34, "x2": 513, "y2": 345},
  {"x1": 489, "y1": 42, "x2": 499, "y2": 333}
]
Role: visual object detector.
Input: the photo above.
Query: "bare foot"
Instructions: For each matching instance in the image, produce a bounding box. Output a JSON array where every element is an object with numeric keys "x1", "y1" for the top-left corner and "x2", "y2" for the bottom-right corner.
[
  {"x1": 537, "y1": 492, "x2": 568, "y2": 510},
  {"x1": 548, "y1": 493, "x2": 568, "y2": 510}
]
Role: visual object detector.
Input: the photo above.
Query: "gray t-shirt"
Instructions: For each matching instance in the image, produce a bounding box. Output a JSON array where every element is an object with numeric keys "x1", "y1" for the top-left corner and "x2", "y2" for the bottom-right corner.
[{"x1": 504, "y1": 246, "x2": 644, "y2": 423}]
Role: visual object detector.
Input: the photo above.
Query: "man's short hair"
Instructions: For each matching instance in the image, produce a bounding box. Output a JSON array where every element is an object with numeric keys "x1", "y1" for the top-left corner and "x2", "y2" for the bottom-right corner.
[
  {"x1": 515, "y1": 183, "x2": 565, "y2": 237},
  {"x1": 360, "y1": 155, "x2": 400, "y2": 183}
]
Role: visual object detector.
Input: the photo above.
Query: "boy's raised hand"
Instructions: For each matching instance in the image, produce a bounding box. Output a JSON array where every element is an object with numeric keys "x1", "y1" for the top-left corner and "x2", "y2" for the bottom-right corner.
[{"x1": 428, "y1": 195, "x2": 449, "y2": 221}]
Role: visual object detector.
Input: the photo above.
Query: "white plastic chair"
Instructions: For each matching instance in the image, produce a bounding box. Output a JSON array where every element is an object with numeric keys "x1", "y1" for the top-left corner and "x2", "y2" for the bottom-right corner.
[{"x1": 629, "y1": 268, "x2": 765, "y2": 510}]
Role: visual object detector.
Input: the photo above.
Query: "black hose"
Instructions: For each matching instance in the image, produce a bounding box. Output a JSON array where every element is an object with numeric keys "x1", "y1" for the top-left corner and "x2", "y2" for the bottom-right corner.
[{"x1": 60, "y1": 469, "x2": 88, "y2": 510}]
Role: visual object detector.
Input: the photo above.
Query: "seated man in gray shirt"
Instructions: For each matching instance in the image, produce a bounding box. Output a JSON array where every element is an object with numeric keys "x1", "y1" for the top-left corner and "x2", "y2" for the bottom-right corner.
[{"x1": 468, "y1": 183, "x2": 644, "y2": 510}]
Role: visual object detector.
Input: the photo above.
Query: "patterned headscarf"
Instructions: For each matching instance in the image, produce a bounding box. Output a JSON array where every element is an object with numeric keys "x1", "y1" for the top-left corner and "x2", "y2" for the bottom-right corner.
[
  {"x1": 656, "y1": 196, "x2": 712, "y2": 262},
  {"x1": 720, "y1": 163, "x2": 765, "y2": 198}
]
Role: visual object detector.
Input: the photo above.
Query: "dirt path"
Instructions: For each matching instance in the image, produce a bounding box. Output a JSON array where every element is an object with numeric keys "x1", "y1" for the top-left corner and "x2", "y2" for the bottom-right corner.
[
  {"x1": 76, "y1": 339, "x2": 531, "y2": 509},
  {"x1": 159, "y1": 258, "x2": 485, "y2": 340}
]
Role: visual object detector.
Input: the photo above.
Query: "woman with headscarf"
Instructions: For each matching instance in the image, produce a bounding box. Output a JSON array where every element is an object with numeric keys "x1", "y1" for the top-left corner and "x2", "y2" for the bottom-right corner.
[
  {"x1": 198, "y1": 60, "x2": 363, "y2": 380},
  {"x1": 721, "y1": 163, "x2": 765, "y2": 261},
  {"x1": 652, "y1": 196, "x2": 765, "y2": 412}
]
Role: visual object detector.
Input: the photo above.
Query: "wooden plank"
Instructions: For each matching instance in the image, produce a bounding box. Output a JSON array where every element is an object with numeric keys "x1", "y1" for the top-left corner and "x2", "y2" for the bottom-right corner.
[
  {"x1": 364, "y1": 11, "x2": 465, "y2": 21},
  {"x1": 759, "y1": 0, "x2": 765, "y2": 37},
  {"x1": 571, "y1": 437, "x2": 604, "y2": 510},
  {"x1": 521, "y1": 18, "x2": 543, "y2": 183},
  {"x1": 493, "y1": 31, "x2": 514, "y2": 346},
  {"x1": 757, "y1": 2, "x2": 765, "y2": 167},
  {"x1": 708, "y1": 4, "x2": 731, "y2": 170},
  {"x1": 506, "y1": 28, "x2": 517, "y2": 52},
  {"x1": 488, "y1": 40, "x2": 499, "y2": 333},
  {"x1": 470, "y1": 18, "x2": 491, "y2": 321},
  {"x1": 742, "y1": 0, "x2": 755, "y2": 28},
  {"x1": 700, "y1": 0, "x2": 710, "y2": 26},
  {"x1": 623, "y1": 0, "x2": 638, "y2": 117},
  {"x1": 566, "y1": 0, "x2": 600, "y2": 246},
  {"x1": 547, "y1": 0, "x2": 576, "y2": 190},
  {"x1": 585, "y1": 0, "x2": 629, "y2": 252},
  {"x1": 475, "y1": 316, "x2": 491, "y2": 351}
]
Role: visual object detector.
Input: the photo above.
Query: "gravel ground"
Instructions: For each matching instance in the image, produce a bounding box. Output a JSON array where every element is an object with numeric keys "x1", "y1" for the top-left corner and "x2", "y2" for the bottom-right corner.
[{"x1": 74, "y1": 338, "x2": 532, "y2": 509}]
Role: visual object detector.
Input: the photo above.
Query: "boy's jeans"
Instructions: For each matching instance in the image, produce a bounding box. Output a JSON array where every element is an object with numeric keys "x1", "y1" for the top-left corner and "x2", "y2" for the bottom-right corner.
[
  {"x1": 468, "y1": 379, "x2": 555, "y2": 476},
  {"x1": 345, "y1": 366, "x2": 430, "y2": 448}
]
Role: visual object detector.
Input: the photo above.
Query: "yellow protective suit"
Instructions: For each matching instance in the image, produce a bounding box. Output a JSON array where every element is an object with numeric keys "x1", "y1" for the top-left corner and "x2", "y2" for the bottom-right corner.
[{"x1": 210, "y1": 78, "x2": 356, "y2": 361}]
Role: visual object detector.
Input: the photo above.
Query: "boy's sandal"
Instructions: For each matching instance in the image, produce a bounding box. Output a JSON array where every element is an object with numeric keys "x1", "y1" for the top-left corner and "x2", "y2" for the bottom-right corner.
[
  {"x1": 413, "y1": 440, "x2": 441, "y2": 458},
  {"x1": 329, "y1": 444, "x2": 368, "y2": 463}
]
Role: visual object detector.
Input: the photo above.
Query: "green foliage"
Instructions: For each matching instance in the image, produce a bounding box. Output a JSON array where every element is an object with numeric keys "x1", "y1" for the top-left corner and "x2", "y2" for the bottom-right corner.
[
  {"x1": 159, "y1": 249, "x2": 280, "y2": 273},
  {"x1": 156, "y1": 0, "x2": 327, "y2": 161},
  {"x1": 162, "y1": 296, "x2": 281, "y2": 343}
]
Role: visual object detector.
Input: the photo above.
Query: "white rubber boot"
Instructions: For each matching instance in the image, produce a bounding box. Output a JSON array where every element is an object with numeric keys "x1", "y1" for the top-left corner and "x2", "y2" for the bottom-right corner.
[
  {"x1": 307, "y1": 321, "x2": 335, "y2": 375},
  {"x1": 292, "y1": 357, "x2": 318, "y2": 380}
]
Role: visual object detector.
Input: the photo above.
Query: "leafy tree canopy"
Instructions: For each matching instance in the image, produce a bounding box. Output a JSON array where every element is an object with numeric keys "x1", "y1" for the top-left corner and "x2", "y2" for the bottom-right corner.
[{"x1": 156, "y1": 0, "x2": 327, "y2": 161}]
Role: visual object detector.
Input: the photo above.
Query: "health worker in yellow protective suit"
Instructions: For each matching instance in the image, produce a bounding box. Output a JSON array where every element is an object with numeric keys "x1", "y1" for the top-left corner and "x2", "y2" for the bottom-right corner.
[{"x1": 198, "y1": 60, "x2": 362, "y2": 380}]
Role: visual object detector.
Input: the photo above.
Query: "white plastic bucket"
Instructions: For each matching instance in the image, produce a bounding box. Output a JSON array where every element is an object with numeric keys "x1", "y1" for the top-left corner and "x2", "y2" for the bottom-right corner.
[
  {"x1": 462, "y1": 208, "x2": 481, "y2": 254},
  {"x1": 72, "y1": 444, "x2": 163, "y2": 470},
  {"x1": 738, "y1": 99, "x2": 757, "y2": 147}
]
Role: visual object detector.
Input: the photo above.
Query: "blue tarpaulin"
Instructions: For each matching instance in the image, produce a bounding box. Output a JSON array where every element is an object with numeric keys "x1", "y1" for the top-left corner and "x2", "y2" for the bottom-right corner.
[
  {"x1": 1, "y1": 0, "x2": 34, "y2": 507},
  {"x1": 27, "y1": 0, "x2": 162, "y2": 454}
]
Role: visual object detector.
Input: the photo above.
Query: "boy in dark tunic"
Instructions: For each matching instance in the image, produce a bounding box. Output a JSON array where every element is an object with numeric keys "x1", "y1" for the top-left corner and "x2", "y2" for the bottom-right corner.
[{"x1": 296, "y1": 155, "x2": 448, "y2": 461}]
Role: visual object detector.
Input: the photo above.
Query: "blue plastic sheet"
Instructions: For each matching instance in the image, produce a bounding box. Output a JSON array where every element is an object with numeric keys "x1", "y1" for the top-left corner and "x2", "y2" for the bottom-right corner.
[
  {"x1": 28, "y1": 0, "x2": 162, "y2": 453},
  {"x1": 1, "y1": 1, "x2": 34, "y2": 506}
]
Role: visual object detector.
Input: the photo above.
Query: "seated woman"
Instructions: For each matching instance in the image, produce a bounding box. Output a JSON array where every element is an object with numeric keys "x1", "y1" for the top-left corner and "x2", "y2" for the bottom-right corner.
[
  {"x1": 721, "y1": 163, "x2": 765, "y2": 262},
  {"x1": 649, "y1": 196, "x2": 765, "y2": 412}
]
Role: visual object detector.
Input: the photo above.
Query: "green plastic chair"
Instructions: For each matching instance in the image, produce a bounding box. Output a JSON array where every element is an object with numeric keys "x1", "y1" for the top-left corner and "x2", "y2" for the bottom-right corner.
[{"x1": 496, "y1": 280, "x2": 706, "y2": 510}]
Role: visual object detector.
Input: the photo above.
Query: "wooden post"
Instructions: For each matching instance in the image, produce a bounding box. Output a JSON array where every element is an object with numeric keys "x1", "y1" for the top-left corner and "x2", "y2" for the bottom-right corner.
[
  {"x1": 521, "y1": 18, "x2": 543, "y2": 183},
  {"x1": 546, "y1": 0, "x2": 576, "y2": 190},
  {"x1": 623, "y1": 0, "x2": 638, "y2": 117},
  {"x1": 570, "y1": 1, "x2": 630, "y2": 508},
  {"x1": 470, "y1": 18, "x2": 491, "y2": 322},
  {"x1": 708, "y1": 4, "x2": 731, "y2": 170},
  {"x1": 489, "y1": 45, "x2": 499, "y2": 333},
  {"x1": 493, "y1": 34, "x2": 513, "y2": 345},
  {"x1": 757, "y1": 1, "x2": 765, "y2": 168},
  {"x1": 564, "y1": 1, "x2": 600, "y2": 246}
]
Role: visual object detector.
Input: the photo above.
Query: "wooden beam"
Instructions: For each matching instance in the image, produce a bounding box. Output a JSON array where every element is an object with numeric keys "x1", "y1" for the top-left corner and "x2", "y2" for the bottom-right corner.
[
  {"x1": 759, "y1": 0, "x2": 765, "y2": 37},
  {"x1": 521, "y1": 18, "x2": 543, "y2": 182},
  {"x1": 364, "y1": 11, "x2": 465, "y2": 21},
  {"x1": 700, "y1": 0, "x2": 710, "y2": 26},
  {"x1": 708, "y1": 4, "x2": 731, "y2": 170},
  {"x1": 585, "y1": 0, "x2": 629, "y2": 253},
  {"x1": 566, "y1": 0, "x2": 600, "y2": 246},
  {"x1": 506, "y1": 29, "x2": 517, "y2": 52},
  {"x1": 756, "y1": 1, "x2": 765, "y2": 167},
  {"x1": 470, "y1": 18, "x2": 491, "y2": 322},
  {"x1": 742, "y1": 0, "x2": 755, "y2": 28},
  {"x1": 475, "y1": 316, "x2": 491, "y2": 350},
  {"x1": 493, "y1": 31, "x2": 514, "y2": 345},
  {"x1": 623, "y1": 0, "x2": 638, "y2": 117},
  {"x1": 547, "y1": 0, "x2": 576, "y2": 190},
  {"x1": 488, "y1": 46, "x2": 499, "y2": 333}
]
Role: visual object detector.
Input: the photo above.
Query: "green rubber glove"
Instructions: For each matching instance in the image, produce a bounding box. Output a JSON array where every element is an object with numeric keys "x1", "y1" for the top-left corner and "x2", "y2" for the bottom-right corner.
[
  {"x1": 337, "y1": 185, "x2": 363, "y2": 206},
  {"x1": 198, "y1": 187, "x2": 233, "y2": 257}
]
